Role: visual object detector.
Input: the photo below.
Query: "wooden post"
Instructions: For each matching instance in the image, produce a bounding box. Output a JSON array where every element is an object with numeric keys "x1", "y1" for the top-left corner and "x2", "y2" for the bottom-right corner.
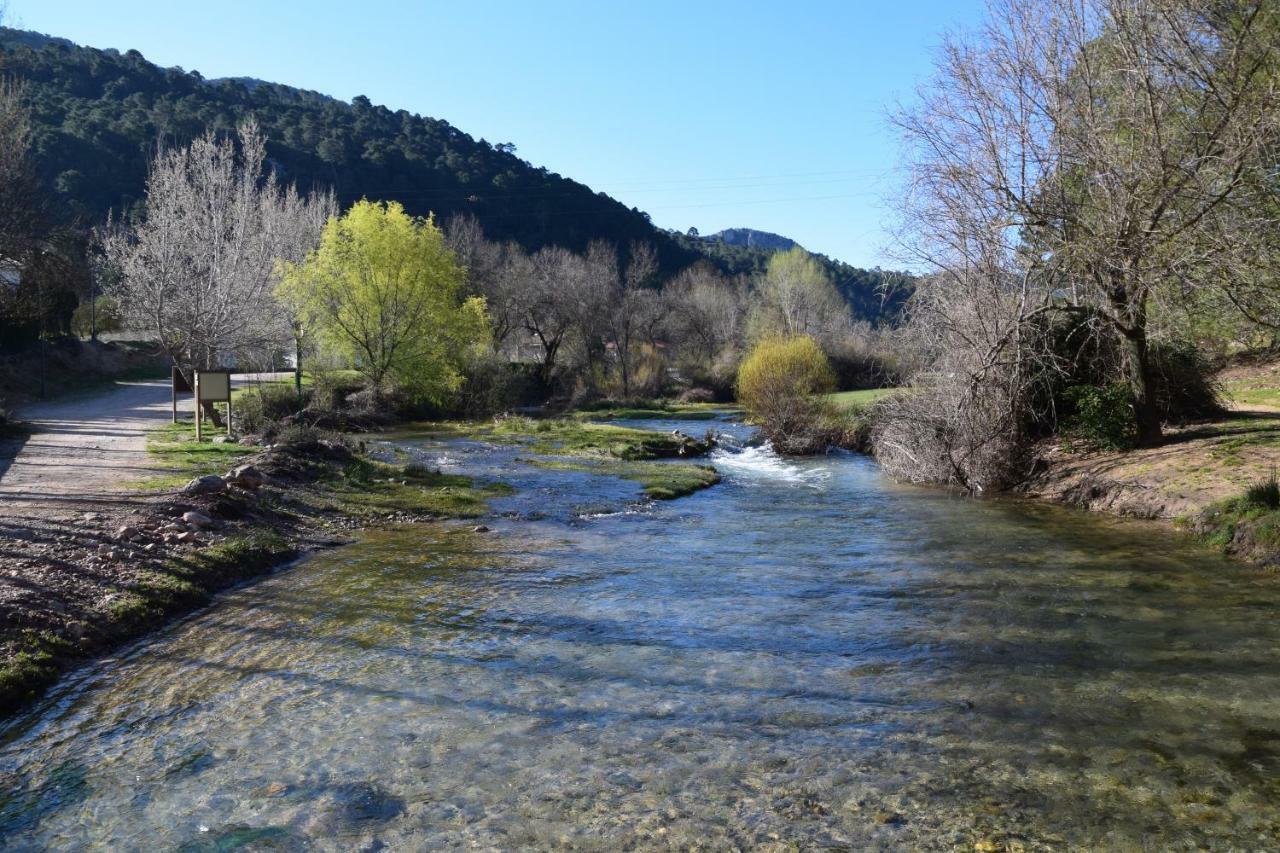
[{"x1": 194, "y1": 371, "x2": 202, "y2": 443}]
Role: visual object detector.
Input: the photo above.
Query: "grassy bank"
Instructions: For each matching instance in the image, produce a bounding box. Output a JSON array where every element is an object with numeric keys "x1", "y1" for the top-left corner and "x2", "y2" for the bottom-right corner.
[
  {"x1": 0, "y1": 531, "x2": 298, "y2": 715},
  {"x1": 130, "y1": 422, "x2": 252, "y2": 491},
  {"x1": 0, "y1": 427, "x2": 512, "y2": 718},
  {"x1": 571, "y1": 400, "x2": 733, "y2": 422},
  {"x1": 399, "y1": 415, "x2": 723, "y2": 501},
  {"x1": 527, "y1": 457, "x2": 720, "y2": 500},
  {"x1": 1, "y1": 410, "x2": 724, "y2": 717},
  {"x1": 826, "y1": 388, "x2": 898, "y2": 413}
]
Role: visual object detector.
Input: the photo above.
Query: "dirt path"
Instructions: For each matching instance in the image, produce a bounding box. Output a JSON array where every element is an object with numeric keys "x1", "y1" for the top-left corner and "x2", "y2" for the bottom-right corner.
[
  {"x1": 0, "y1": 380, "x2": 174, "y2": 518},
  {"x1": 1020, "y1": 410, "x2": 1280, "y2": 520}
]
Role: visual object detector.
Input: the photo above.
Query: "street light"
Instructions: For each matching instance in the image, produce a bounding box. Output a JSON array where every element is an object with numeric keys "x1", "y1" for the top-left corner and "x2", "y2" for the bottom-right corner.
[{"x1": 292, "y1": 320, "x2": 304, "y2": 418}]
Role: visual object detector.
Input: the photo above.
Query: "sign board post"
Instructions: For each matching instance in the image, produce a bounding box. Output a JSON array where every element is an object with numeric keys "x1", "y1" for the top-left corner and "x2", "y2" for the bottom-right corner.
[{"x1": 194, "y1": 370, "x2": 232, "y2": 442}]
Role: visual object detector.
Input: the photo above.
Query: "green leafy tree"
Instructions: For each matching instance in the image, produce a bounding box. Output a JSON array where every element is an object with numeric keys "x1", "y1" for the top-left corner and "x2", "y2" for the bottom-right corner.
[
  {"x1": 278, "y1": 200, "x2": 489, "y2": 403},
  {"x1": 753, "y1": 247, "x2": 851, "y2": 344},
  {"x1": 736, "y1": 335, "x2": 837, "y2": 455}
]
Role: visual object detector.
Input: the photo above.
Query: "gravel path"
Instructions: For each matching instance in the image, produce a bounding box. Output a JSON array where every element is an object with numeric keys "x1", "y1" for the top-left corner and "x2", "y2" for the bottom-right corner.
[
  {"x1": 0, "y1": 380, "x2": 174, "y2": 515},
  {"x1": 0, "y1": 373, "x2": 294, "y2": 516}
]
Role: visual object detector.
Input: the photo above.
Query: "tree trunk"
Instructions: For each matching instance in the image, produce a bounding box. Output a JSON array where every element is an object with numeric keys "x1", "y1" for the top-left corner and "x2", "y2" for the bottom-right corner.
[
  {"x1": 1118, "y1": 326, "x2": 1161, "y2": 447},
  {"x1": 201, "y1": 400, "x2": 225, "y2": 428}
]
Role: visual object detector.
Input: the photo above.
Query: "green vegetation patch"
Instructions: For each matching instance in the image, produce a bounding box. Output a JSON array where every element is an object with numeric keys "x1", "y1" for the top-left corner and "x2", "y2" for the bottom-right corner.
[
  {"x1": 135, "y1": 422, "x2": 250, "y2": 491},
  {"x1": 1191, "y1": 472, "x2": 1280, "y2": 565},
  {"x1": 0, "y1": 532, "x2": 296, "y2": 716},
  {"x1": 825, "y1": 388, "x2": 899, "y2": 413},
  {"x1": 527, "y1": 457, "x2": 721, "y2": 500},
  {"x1": 1222, "y1": 374, "x2": 1280, "y2": 411},
  {"x1": 0, "y1": 631, "x2": 74, "y2": 716},
  {"x1": 325, "y1": 456, "x2": 511, "y2": 518},
  {"x1": 571, "y1": 400, "x2": 732, "y2": 422},
  {"x1": 404, "y1": 416, "x2": 705, "y2": 461}
]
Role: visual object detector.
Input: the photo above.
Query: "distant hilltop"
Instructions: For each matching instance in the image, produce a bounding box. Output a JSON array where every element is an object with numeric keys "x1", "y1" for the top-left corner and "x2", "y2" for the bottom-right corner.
[{"x1": 702, "y1": 228, "x2": 799, "y2": 252}]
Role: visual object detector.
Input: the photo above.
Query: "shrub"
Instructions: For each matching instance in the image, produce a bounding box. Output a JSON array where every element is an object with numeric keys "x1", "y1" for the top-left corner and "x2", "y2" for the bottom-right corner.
[
  {"x1": 70, "y1": 296, "x2": 124, "y2": 338},
  {"x1": 310, "y1": 371, "x2": 366, "y2": 412},
  {"x1": 736, "y1": 336, "x2": 837, "y2": 454},
  {"x1": 1149, "y1": 340, "x2": 1223, "y2": 422},
  {"x1": 1061, "y1": 383, "x2": 1140, "y2": 451},
  {"x1": 1245, "y1": 469, "x2": 1280, "y2": 510},
  {"x1": 872, "y1": 380, "x2": 1033, "y2": 491},
  {"x1": 678, "y1": 387, "x2": 717, "y2": 404},
  {"x1": 235, "y1": 384, "x2": 307, "y2": 434}
]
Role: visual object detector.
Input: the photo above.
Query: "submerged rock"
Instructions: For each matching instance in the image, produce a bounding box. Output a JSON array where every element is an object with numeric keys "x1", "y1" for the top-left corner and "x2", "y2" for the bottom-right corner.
[{"x1": 329, "y1": 781, "x2": 405, "y2": 824}]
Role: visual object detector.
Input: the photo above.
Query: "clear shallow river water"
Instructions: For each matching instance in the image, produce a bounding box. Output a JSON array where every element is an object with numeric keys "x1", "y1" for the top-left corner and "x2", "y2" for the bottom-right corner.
[{"x1": 3, "y1": 417, "x2": 1280, "y2": 851}]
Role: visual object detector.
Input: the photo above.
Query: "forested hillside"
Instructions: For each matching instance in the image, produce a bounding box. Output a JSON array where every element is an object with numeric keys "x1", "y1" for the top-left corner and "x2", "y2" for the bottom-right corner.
[
  {"x1": 0, "y1": 28, "x2": 695, "y2": 269},
  {"x1": 0, "y1": 27, "x2": 910, "y2": 323}
]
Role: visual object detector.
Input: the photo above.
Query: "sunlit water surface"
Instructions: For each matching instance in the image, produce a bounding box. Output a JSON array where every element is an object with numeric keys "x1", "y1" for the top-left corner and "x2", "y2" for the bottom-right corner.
[{"x1": 3, "y1": 417, "x2": 1280, "y2": 850}]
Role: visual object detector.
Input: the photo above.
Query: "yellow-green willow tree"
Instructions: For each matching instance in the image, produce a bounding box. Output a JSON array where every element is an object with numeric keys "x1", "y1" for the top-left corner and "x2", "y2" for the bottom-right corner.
[{"x1": 278, "y1": 200, "x2": 489, "y2": 404}]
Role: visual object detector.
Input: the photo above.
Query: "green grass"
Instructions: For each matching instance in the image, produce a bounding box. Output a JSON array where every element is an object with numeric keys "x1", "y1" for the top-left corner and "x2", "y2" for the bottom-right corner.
[
  {"x1": 825, "y1": 388, "x2": 899, "y2": 413},
  {"x1": 0, "y1": 532, "x2": 296, "y2": 716},
  {"x1": 527, "y1": 457, "x2": 721, "y2": 500},
  {"x1": 324, "y1": 456, "x2": 512, "y2": 518},
  {"x1": 402, "y1": 416, "x2": 705, "y2": 461},
  {"x1": 131, "y1": 422, "x2": 250, "y2": 491},
  {"x1": 571, "y1": 400, "x2": 734, "y2": 422},
  {"x1": 1229, "y1": 387, "x2": 1280, "y2": 410},
  {"x1": 1192, "y1": 477, "x2": 1280, "y2": 563}
]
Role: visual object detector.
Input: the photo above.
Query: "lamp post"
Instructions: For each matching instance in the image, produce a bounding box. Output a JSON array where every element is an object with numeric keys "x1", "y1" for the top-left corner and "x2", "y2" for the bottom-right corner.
[
  {"x1": 36, "y1": 251, "x2": 46, "y2": 399},
  {"x1": 89, "y1": 269, "x2": 97, "y2": 342},
  {"x1": 292, "y1": 321, "x2": 304, "y2": 418}
]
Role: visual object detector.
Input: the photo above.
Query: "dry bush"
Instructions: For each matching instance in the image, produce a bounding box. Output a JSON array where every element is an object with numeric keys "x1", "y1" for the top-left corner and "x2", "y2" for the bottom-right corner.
[{"x1": 870, "y1": 266, "x2": 1055, "y2": 491}]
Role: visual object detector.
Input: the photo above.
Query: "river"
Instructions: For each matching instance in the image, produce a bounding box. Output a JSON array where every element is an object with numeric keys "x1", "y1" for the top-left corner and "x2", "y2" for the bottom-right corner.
[{"x1": 2, "y1": 416, "x2": 1279, "y2": 850}]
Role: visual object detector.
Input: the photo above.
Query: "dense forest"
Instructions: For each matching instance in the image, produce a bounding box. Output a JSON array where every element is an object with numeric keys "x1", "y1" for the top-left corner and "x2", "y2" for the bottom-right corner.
[{"x1": 0, "y1": 27, "x2": 911, "y2": 325}]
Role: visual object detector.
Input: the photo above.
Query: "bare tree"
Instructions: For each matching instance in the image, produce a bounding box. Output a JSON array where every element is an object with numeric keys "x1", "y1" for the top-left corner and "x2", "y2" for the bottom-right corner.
[
  {"x1": 525, "y1": 245, "x2": 587, "y2": 386},
  {"x1": 664, "y1": 262, "x2": 745, "y2": 373},
  {"x1": 444, "y1": 214, "x2": 535, "y2": 352},
  {"x1": 103, "y1": 119, "x2": 333, "y2": 386},
  {"x1": 598, "y1": 241, "x2": 665, "y2": 398},
  {"x1": 893, "y1": 0, "x2": 1280, "y2": 448}
]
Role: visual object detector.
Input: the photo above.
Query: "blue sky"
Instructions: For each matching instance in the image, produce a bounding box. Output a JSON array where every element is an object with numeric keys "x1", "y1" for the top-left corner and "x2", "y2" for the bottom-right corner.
[{"x1": 9, "y1": 1, "x2": 985, "y2": 268}]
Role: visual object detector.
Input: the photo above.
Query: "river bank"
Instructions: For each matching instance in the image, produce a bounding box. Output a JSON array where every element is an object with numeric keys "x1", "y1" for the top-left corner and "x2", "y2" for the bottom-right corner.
[
  {"x1": 0, "y1": 409, "x2": 722, "y2": 718},
  {"x1": 1016, "y1": 405, "x2": 1280, "y2": 566},
  {"x1": 6, "y1": 416, "x2": 1280, "y2": 850}
]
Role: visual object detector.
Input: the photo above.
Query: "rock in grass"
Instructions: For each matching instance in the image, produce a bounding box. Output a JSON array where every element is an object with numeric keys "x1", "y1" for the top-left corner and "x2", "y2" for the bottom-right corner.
[
  {"x1": 183, "y1": 474, "x2": 226, "y2": 496},
  {"x1": 181, "y1": 511, "x2": 215, "y2": 529},
  {"x1": 226, "y1": 464, "x2": 270, "y2": 490}
]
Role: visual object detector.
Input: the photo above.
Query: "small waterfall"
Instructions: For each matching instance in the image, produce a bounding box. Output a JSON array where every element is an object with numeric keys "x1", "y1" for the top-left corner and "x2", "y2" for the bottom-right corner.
[{"x1": 709, "y1": 436, "x2": 830, "y2": 487}]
